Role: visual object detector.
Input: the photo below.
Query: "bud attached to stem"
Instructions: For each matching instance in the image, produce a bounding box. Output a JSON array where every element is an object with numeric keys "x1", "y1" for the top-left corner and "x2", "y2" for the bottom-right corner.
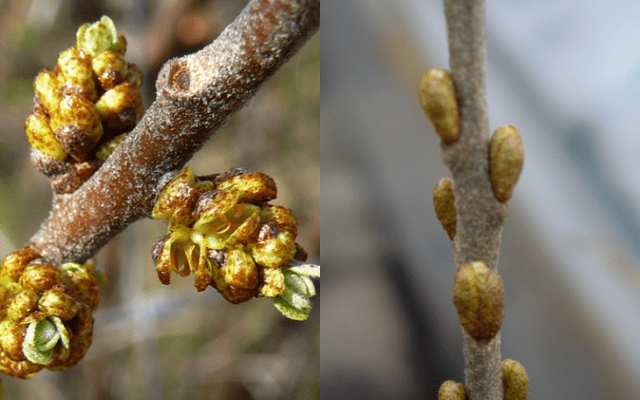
[
  {"x1": 489, "y1": 125, "x2": 524, "y2": 202},
  {"x1": 433, "y1": 177, "x2": 456, "y2": 240},
  {"x1": 419, "y1": 69, "x2": 460, "y2": 144},
  {"x1": 438, "y1": 380, "x2": 466, "y2": 400},
  {"x1": 502, "y1": 358, "x2": 529, "y2": 400},
  {"x1": 453, "y1": 261, "x2": 504, "y2": 340}
]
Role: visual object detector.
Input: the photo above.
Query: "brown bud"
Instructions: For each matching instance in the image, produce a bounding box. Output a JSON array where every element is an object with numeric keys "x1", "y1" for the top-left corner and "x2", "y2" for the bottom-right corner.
[
  {"x1": 419, "y1": 69, "x2": 460, "y2": 143},
  {"x1": 453, "y1": 261, "x2": 504, "y2": 340},
  {"x1": 502, "y1": 359, "x2": 529, "y2": 400},
  {"x1": 438, "y1": 380, "x2": 466, "y2": 400},
  {"x1": 433, "y1": 177, "x2": 456, "y2": 240},
  {"x1": 489, "y1": 125, "x2": 524, "y2": 202}
]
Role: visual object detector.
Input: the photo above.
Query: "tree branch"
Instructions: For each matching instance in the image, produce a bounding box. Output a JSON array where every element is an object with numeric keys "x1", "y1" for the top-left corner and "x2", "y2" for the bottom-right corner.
[
  {"x1": 29, "y1": 0, "x2": 319, "y2": 264},
  {"x1": 443, "y1": 0, "x2": 505, "y2": 398}
]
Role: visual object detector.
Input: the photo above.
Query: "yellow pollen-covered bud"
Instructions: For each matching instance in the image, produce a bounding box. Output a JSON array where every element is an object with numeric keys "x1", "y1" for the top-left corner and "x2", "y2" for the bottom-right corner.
[
  {"x1": 92, "y1": 49, "x2": 128, "y2": 90},
  {"x1": 24, "y1": 110, "x2": 67, "y2": 162},
  {"x1": 502, "y1": 358, "x2": 529, "y2": 400},
  {"x1": 33, "y1": 69, "x2": 60, "y2": 114},
  {"x1": 489, "y1": 125, "x2": 524, "y2": 203},
  {"x1": 51, "y1": 94, "x2": 103, "y2": 158},
  {"x1": 419, "y1": 69, "x2": 460, "y2": 144},
  {"x1": 438, "y1": 380, "x2": 466, "y2": 400},
  {"x1": 453, "y1": 261, "x2": 504, "y2": 340},
  {"x1": 95, "y1": 82, "x2": 143, "y2": 122},
  {"x1": 433, "y1": 177, "x2": 456, "y2": 240}
]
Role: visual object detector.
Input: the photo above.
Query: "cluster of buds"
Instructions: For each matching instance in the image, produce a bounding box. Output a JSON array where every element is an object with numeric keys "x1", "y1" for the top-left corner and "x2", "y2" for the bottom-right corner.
[
  {"x1": 0, "y1": 247, "x2": 99, "y2": 379},
  {"x1": 438, "y1": 358, "x2": 529, "y2": 400},
  {"x1": 151, "y1": 167, "x2": 318, "y2": 321},
  {"x1": 25, "y1": 16, "x2": 143, "y2": 194}
]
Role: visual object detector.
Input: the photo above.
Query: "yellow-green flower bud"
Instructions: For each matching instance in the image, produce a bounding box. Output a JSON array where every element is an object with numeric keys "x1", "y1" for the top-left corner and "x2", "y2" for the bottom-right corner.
[
  {"x1": 95, "y1": 82, "x2": 142, "y2": 122},
  {"x1": 224, "y1": 246, "x2": 258, "y2": 289},
  {"x1": 24, "y1": 110, "x2": 67, "y2": 162},
  {"x1": 217, "y1": 172, "x2": 277, "y2": 204},
  {"x1": 18, "y1": 264, "x2": 60, "y2": 293},
  {"x1": 453, "y1": 261, "x2": 504, "y2": 340},
  {"x1": 433, "y1": 177, "x2": 456, "y2": 240},
  {"x1": 76, "y1": 16, "x2": 119, "y2": 57},
  {"x1": 96, "y1": 133, "x2": 127, "y2": 161},
  {"x1": 33, "y1": 69, "x2": 60, "y2": 113},
  {"x1": 5, "y1": 290, "x2": 40, "y2": 322},
  {"x1": 250, "y1": 227, "x2": 296, "y2": 268},
  {"x1": 419, "y1": 69, "x2": 460, "y2": 144},
  {"x1": 0, "y1": 319, "x2": 27, "y2": 362},
  {"x1": 51, "y1": 94, "x2": 103, "y2": 156},
  {"x1": 502, "y1": 359, "x2": 529, "y2": 400},
  {"x1": 489, "y1": 125, "x2": 524, "y2": 203},
  {"x1": 37, "y1": 289, "x2": 80, "y2": 321},
  {"x1": 92, "y1": 49, "x2": 127, "y2": 90},
  {"x1": 56, "y1": 47, "x2": 97, "y2": 102},
  {"x1": 0, "y1": 247, "x2": 41, "y2": 282},
  {"x1": 260, "y1": 267, "x2": 285, "y2": 297},
  {"x1": 260, "y1": 205, "x2": 299, "y2": 238},
  {"x1": 438, "y1": 380, "x2": 466, "y2": 400}
]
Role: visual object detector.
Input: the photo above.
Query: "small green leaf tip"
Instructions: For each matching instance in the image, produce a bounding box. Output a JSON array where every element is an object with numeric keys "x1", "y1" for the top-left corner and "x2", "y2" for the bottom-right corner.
[
  {"x1": 419, "y1": 69, "x2": 460, "y2": 144},
  {"x1": 502, "y1": 359, "x2": 529, "y2": 400},
  {"x1": 490, "y1": 125, "x2": 524, "y2": 202},
  {"x1": 271, "y1": 262, "x2": 319, "y2": 321},
  {"x1": 433, "y1": 177, "x2": 456, "y2": 240},
  {"x1": 22, "y1": 317, "x2": 70, "y2": 365},
  {"x1": 77, "y1": 16, "x2": 119, "y2": 56},
  {"x1": 438, "y1": 380, "x2": 466, "y2": 400}
]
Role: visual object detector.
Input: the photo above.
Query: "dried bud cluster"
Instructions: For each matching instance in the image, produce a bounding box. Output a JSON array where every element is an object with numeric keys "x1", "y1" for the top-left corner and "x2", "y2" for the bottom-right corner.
[
  {"x1": 433, "y1": 177, "x2": 457, "y2": 240},
  {"x1": 501, "y1": 358, "x2": 529, "y2": 400},
  {"x1": 152, "y1": 167, "x2": 317, "y2": 320},
  {"x1": 0, "y1": 248, "x2": 99, "y2": 378},
  {"x1": 489, "y1": 125, "x2": 524, "y2": 203},
  {"x1": 453, "y1": 261, "x2": 504, "y2": 340},
  {"x1": 438, "y1": 380, "x2": 466, "y2": 400},
  {"x1": 25, "y1": 16, "x2": 143, "y2": 194},
  {"x1": 419, "y1": 69, "x2": 460, "y2": 144}
]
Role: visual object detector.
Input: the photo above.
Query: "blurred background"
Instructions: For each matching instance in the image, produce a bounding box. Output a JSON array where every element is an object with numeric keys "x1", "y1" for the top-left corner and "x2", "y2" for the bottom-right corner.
[
  {"x1": 0, "y1": 0, "x2": 318, "y2": 398},
  {"x1": 322, "y1": 0, "x2": 640, "y2": 399}
]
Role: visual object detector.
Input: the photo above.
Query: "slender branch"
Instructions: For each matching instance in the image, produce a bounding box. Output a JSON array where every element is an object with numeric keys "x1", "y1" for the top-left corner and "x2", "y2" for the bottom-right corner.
[
  {"x1": 29, "y1": 0, "x2": 319, "y2": 264},
  {"x1": 443, "y1": 0, "x2": 505, "y2": 398}
]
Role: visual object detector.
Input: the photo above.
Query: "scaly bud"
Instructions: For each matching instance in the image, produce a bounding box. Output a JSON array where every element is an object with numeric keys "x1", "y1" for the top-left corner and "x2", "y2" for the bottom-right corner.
[
  {"x1": 502, "y1": 359, "x2": 529, "y2": 400},
  {"x1": 433, "y1": 177, "x2": 456, "y2": 240},
  {"x1": 453, "y1": 261, "x2": 504, "y2": 340},
  {"x1": 489, "y1": 125, "x2": 524, "y2": 202},
  {"x1": 438, "y1": 380, "x2": 466, "y2": 400},
  {"x1": 418, "y1": 69, "x2": 460, "y2": 143}
]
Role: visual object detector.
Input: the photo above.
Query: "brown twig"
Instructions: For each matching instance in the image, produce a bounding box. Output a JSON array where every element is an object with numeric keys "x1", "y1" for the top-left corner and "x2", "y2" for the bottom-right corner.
[
  {"x1": 443, "y1": 0, "x2": 505, "y2": 398},
  {"x1": 29, "y1": 0, "x2": 320, "y2": 264}
]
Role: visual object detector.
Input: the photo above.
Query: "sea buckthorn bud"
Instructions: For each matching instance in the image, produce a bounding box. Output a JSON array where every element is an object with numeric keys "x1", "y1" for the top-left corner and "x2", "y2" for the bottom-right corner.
[
  {"x1": 91, "y1": 49, "x2": 127, "y2": 90},
  {"x1": 438, "y1": 380, "x2": 466, "y2": 400},
  {"x1": 24, "y1": 109, "x2": 67, "y2": 162},
  {"x1": 208, "y1": 249, "x2": 260, "y2": 304},
  {"x1": 224, "y1": 246, "x2": 258, "y2": 289},
  {"x1": 419, "y1": 69, "x2": 460, "y2": 144},
  {"x1": 51, "y1": 94, "x2": 103, "y2": 157},
  {"x1": 217, "y1": 172, "x2": 277, "y2": 204},
  {"x1": 1, "y1": 247, "x2": 41, "y2": 282},
  {"x1": 76, "y1": 16, "x2": 119, "y2": 57},
  {"x1": 250, "y1": 225, "x2": 296, "y2": 268},
  {"x1": 33, "y1": 69, "x2": 60, "y2": 114},
  {"x1": 38, "y1": 290, "x2": 79, "y2": 321},
  {"x1": 453, "y1": 261, "x2": 504, "y2": 340},
  {"x1": 19, "y1": 264, "x2": 60, "y2": 293},
  {"x1": 502, "y1": 359, "x2": 529, "y2": 400},
  {"x1": 259, "y1": 267, "x2": 285, "y2": 297},
  {"x1": 0, "y1": 319, "x2": 27, "y2": 362},
  {"x1": 30, "y1": 148, "x2": 68, "y2": 177},
  {"x1": 260, "y1": 205, "x2": 299, "y2": 238},
  {"x1": 433, "y1": 177, "x2": 456, "y2": 240},
  {"x1": 95, "y1": 82, "x2": 142, "y2": 124},
  {"x1": 56, "y1": 47, "x2": 97, "y2": 102},
  {"x1": 96, "y1": 133, "x2": 127, "y2": 161},
  {"x1": 489, "y1": 125, "x2": 524, "y2": 202}
]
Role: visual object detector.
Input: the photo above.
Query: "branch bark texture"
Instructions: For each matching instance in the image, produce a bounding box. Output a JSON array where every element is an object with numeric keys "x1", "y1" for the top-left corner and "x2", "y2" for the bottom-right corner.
[
  {"x1": 443, "y1": 0, "x2": 506, "y2": 398},
  {"x1": 30, "y1": 0, "x2": 320, "y2": 264}
]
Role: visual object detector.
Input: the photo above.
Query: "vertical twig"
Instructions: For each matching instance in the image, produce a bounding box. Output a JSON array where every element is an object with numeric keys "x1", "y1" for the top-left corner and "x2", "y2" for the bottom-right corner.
[{"x1": 443, "y1": 0, "x2": 506, "y2": 398}]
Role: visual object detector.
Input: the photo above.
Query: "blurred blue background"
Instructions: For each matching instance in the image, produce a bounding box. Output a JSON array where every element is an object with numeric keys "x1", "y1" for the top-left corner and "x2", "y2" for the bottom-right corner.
[{"x1": 321, "y1": 1, "x2": 640, "y2": 399}]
